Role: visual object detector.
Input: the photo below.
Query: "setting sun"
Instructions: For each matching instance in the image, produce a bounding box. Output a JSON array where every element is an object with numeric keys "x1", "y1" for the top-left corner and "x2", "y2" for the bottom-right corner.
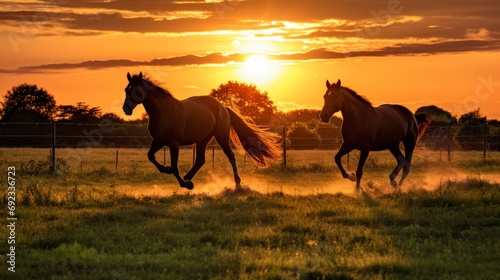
[{"x1": 239, "y1": 54, "x2": 279, "y2": 86}]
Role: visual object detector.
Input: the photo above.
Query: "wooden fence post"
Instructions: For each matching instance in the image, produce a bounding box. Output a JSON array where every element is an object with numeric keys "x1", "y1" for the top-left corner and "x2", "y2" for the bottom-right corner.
[
  {"x1": 483, "y1": 124, "x2": 487, "y2": 160},
  {"x1": 51, "y1": 121, "x2": 56, "y2": 173},
  {"x1": 283, "y1": 126, "x2": 287, "y2": 168},
  {"x1": 447, "y1": 127, "x2": 451, "y2": 162}
]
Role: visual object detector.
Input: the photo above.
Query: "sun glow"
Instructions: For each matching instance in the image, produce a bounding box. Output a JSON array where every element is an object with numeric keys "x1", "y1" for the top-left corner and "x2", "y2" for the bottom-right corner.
[{"x1": 239, "y1": 54, "x2": 279, "y2": 86}]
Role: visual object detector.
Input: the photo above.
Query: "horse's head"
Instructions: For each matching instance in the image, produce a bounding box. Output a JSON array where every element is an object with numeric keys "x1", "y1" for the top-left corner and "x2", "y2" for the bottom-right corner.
[
  {"x1": 123, "y1": 72, "x2": 147, "y2": 116},
  {"x1": 320, "y1": 79, "x2": 343, "y2": 122}
]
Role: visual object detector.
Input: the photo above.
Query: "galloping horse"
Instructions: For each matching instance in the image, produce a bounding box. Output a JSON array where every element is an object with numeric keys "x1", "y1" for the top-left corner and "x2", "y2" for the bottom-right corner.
[
  {"x1": 122, "y1": 72, "x2": 280, "y2": 190},
  {"x1": 320, "y1": 79, "x2": 430, "y2": 191}
]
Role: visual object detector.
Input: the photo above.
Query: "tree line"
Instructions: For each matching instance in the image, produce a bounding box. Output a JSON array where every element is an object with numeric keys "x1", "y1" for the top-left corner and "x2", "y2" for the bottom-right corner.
[{"x1": 1, "y1": 82, "x2": 499, "y2": 150}]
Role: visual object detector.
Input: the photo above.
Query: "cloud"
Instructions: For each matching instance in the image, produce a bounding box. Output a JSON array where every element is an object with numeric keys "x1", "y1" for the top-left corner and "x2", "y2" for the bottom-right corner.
[
  {"x1": 466, "y1": 28, "x2": 491, "y2": 40},
  {"x1": 1, "y1": 0, "x2": 499, "y2": 69},
  {"x1": 0, "y1": 53, "x2": 243, "y2": 73},
  {"x1": 3, "y1": 39, "x2": 499, "y2": 73},
  {"x1": 2, "y1": 0, "x2": 499, "y2": 39}
]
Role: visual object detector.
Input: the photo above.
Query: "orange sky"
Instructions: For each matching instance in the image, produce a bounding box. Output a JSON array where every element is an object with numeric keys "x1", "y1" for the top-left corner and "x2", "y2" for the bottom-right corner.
[{"x1": 1, "y1": 0, "x2": 500, "y2": 120}]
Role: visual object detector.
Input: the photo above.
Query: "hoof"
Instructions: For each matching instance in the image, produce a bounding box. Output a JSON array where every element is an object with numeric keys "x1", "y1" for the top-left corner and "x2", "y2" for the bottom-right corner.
[
  {"x1": 183, "y1": 180, "x2": 194, "y2": 190},
  {"x1": 390, "y1": 180, "x2": 398, "y2": 187},
  {"x1": 160, "y1": 166, "x2": 172, "y2": 174},
  {"x1": 347, "y1": 172, "x2": 357, "y2": 182}
]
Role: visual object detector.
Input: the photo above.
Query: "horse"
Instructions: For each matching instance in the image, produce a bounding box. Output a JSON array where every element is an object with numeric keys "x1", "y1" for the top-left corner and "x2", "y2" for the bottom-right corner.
[
  {"x1": 122, "y1": 72, "x2": 280, "y2": 190},
  {"x1": 320, "y1": 79, "x2": 430, "y2": 192}
]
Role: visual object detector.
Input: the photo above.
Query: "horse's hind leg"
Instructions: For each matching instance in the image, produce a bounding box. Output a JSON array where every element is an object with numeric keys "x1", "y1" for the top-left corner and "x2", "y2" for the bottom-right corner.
[
  {"x1": 398, "y1": 141, "x2": 416, "y2": 186},
  {"x1": 183, "y1": 136, "x2": 211, "y2": 182},
  {"x1": 215, "y1": 134, "x2": 242, "y2": 189},
  {"x1": 221, "y1": 143, "x2": 242, "y2": 189},
  {"x1": 388, "y1": 146, "x2": 406, "y2": 187}
]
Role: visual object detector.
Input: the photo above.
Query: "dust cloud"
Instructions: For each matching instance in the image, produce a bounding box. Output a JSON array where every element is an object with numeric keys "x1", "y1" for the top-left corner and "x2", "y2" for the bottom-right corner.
[{"x1": 115, "y1": 168, "x2": 498, "y2": 198}]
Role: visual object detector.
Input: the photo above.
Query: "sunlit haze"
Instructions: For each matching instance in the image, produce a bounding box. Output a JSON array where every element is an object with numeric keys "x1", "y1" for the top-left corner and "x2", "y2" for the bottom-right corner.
[{"x1": 1, "y1": 0, "x2": 499, "y2": 119}]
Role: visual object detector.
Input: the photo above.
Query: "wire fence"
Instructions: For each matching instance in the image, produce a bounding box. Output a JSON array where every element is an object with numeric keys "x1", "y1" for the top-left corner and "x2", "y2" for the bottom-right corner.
[{"x1": 1, "y1": 122, "x2": 499, "y2": 171}]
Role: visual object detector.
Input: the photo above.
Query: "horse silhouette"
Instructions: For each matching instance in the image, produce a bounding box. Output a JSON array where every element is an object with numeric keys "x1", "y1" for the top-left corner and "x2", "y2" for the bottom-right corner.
[
  {"x1": 122, "y1": 72, "x2": 280, "y2": 190},
  {"x1": 320, "y1": 79, "x2": 430, "y2": 191}
]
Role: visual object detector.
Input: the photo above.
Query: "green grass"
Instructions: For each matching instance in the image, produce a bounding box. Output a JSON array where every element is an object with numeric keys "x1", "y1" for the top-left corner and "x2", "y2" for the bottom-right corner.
[
  {"x1": 1, "y1": 182, "x2": 499, "y2": 279},
  {"x1": 0, "y1": 148, "x2": 499, "y2": 279}
]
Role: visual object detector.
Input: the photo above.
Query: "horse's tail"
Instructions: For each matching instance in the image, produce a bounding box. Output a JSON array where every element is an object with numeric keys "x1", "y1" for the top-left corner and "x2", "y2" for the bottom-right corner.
[
  {"x1": 415, "y1": 113, "x2": 431, "y2": 142},
  {"x1": 226, "y1": 107, "x2": 281, "y2": 167}
]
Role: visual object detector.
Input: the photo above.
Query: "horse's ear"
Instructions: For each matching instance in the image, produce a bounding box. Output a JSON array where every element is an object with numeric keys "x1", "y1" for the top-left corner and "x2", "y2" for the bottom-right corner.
[
  {"x1": 326, "y1": 80, "x2": 331, "y2": 88},
  {"x1": 138, "y1": 72, "x2": 143, "y2": 79},
  {"x1": 127, "y1": 72, "x2": 132, "y2": 82},
  {"x1": 336, "y1": 79, "x2": 341, "y2": 87}
]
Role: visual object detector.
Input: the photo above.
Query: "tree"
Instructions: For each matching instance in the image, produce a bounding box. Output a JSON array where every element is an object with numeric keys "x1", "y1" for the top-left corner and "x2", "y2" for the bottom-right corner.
[
  {"x1": 0, "y1": 84, "x2": 56, "y2": 122},
  {"x1": 455, "y1": 109, "x2": 488, "y2": 150},
  {"x1": 57, "y1": 102, "x2": 102, "y2": 123},
  {"x1": 210, "y1": 81, "x2": 276, "y2": 124},
  {"x1": 415, "y1": 105, "x2": 457, "y2": 149},
  {"x1": 416, "y1": 105, "x2": 457, "y2": 126},
  {"x1": 101, "y1": 113, "x2": 124, "y2": 123},
  {"x1": 458, "y1": 108, "x2": 487, "y2": 125},
  {"x1": 287, "y1": 122, "x2": 321, "y2": 148},
  {"x1": 488, "y1": 119, "x2": 500, "y2": 151},
  {"x1": 277, "y1": 109, "x2": 343, "y2": 127}
]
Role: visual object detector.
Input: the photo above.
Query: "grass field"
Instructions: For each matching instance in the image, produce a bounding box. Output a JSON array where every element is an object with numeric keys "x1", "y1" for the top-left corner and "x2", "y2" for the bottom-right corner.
[{"x1": 0, "y1": 148, "x2": 499, "y2": 279}]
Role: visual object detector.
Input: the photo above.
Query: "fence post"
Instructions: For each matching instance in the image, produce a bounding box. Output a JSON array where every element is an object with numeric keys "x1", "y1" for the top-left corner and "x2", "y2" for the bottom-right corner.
[
  {"x1": 51, "y1": 121, "x2": 56, "y2": 173},
  {"x1": 282, "y1": 126, "x2": 287, "y2": 168},
  {"x1": 483, "y1": 124, "x2": 487, "y2": 160},
  {"x1": 447, "y1": 127, "x2": 451, "y2": 162},
  {"x1": 115, "y1": 150, "x2": 119, "y2": 170}
]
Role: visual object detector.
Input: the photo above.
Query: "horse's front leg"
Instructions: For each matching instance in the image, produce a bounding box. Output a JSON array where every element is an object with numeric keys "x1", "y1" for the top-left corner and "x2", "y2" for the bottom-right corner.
[
  {"x1": 168, "y1": 144, "x2": 194, "y2": 190},
  {"x1": 334, "y1": 142, "x2": 355, "y2": 181},
  {"x1": 147, "y1": 139, "x2": 171, "y2": 174},
  {"x1": 355, "y1": 150, "x2": 369, "y2": 192}
]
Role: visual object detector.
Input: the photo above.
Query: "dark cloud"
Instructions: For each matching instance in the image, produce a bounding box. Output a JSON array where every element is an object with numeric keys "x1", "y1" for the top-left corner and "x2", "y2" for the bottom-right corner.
[
  {"x1": 4, "y1": 0, "x2": 499, "y2": 34},
  {"x1": 0, "y1": 53, "x2": 243, "y2": 73},
  {"x1": 62, "y1": 12, "x2": 273, "y2": 33},
  {"x1": 40, "y1": 0, "x2": 214, "y2": 13},
  {"x1": 3, "y1": 39, "x2": 498, "y2": 73},
  {"x1": 2, "y1": 0, "x2": 499, "y2": 42},
  {"x1": 292, "y1": 17, "x2": 500, "y2": 41}
]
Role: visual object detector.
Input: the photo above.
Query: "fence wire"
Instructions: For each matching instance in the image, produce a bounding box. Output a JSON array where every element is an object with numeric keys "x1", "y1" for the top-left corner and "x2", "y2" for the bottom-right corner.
[{"x1": 1, "y1": 121, "x2": 499, "y2": 153}]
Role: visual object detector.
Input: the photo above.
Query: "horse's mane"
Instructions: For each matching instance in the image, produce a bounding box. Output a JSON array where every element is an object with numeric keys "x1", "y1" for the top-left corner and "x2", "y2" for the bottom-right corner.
[
  {"x1": 137, "y1": 74, "x2": 173, "y2": 96},
  {"x1": 342, "y1": 86, "x2": 372, "y2": 106}
]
